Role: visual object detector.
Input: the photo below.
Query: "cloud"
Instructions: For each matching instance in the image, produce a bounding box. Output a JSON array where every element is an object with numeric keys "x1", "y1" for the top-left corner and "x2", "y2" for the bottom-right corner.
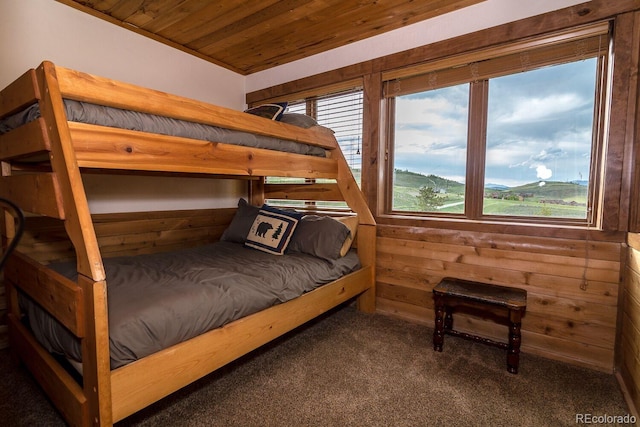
[
  {"x1": 394, "y1": 93, "x2": 468, "y2": 154},
  {"x1": 536, "y1": 165, "x2": 553, "y2": 180},
  {"x1": 497, "y1": 93, "x2": 585, "y2": 124},
  {"x1": 509, "y1": 148, "x2": 567, "y2": 169}
]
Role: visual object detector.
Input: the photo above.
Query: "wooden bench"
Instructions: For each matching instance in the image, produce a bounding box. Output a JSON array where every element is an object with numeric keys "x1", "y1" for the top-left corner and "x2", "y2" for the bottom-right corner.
[{"x1": 432, "y1": 278, "x2": 527, "y2": 374}]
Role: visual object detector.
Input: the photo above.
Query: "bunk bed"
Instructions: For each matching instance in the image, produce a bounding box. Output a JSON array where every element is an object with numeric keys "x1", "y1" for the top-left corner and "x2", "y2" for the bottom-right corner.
[{"x1": 0, "y1": 61, "x2": 376, "y2": 426}]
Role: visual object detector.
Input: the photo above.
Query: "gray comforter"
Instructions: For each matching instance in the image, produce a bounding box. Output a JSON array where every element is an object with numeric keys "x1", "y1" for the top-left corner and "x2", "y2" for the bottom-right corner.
[
  {"x1": 22, "y1": 242, "x2": 360, "y2": 369},
  {"x1": 0, "y1": 99, "x2": 327, "y2": 157}
]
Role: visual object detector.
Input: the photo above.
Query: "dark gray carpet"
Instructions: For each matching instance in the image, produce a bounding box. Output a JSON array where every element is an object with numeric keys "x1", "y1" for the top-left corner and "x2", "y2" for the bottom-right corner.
[{"x1": 0, "y1": 304, "x2": 632, "y2": 426}]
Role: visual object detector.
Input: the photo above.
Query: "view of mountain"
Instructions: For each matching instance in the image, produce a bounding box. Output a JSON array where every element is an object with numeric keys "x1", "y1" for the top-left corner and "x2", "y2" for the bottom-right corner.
[
  {"x1": 391, "y1": 169, "x2": 588, "y2": 217},
  {"x1": 393, "y1": 169, "x2": 587, "y2": 197}
]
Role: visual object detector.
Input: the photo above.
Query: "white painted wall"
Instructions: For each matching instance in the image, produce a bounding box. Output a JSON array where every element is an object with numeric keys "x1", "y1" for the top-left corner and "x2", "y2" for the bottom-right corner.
[
  {"x1": 0, "y1": 0, "x2": 246, "y2": 213},
  {"x1": 0, "y1": 0, "x2": 244, "y2": 107},
  {"x1": 245, "y1": 0, "x2": 587, "y2": 92}
]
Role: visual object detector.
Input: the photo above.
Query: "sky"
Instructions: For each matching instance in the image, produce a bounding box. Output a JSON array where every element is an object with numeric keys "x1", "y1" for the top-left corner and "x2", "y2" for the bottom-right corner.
[{"x1": 393, "y1": 58, "x2": 598, "y2": 188}]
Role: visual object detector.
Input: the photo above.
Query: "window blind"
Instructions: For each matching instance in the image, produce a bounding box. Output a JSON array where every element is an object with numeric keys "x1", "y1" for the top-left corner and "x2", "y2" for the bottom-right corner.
[
  {"x1": 316, "y1": 90, "x2": 363, "y2": 175},
  {"x1": 288, "y1": 89, "x2": 363, "y2": 181}
]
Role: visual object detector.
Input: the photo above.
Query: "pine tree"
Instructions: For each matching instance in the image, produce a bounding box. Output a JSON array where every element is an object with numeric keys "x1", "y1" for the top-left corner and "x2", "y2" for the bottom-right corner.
[
  {"x1": 417, "y1": 186, "x2": 445, "y2": 210},
  {"x1": 272, "y1": 223, "x2": 283, "y2": 239}
]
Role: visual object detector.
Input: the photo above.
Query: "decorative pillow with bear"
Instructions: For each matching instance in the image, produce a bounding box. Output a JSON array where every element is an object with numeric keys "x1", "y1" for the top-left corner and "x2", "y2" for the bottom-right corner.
[{"x1": 244, "y1": 205, "x2": 303, "y2": 255}]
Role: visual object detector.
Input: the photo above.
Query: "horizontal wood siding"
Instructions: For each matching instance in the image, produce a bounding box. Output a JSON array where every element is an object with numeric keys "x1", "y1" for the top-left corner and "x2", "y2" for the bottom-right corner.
[
  {"x1": 376, "y1": 224, "x2": 621, "y2": 371},
  {"x1": 15, "y1": 208, "x2": 237, "y2": 265},
  {"x1": 619, "y1": 234, "x2": 640, "y2": 413}
]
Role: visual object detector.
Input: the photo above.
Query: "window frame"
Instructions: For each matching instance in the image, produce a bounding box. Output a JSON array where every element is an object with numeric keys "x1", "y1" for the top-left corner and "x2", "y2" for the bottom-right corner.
[{"x1": 383, "y1": 23, "x2": 611, "y2": 228}]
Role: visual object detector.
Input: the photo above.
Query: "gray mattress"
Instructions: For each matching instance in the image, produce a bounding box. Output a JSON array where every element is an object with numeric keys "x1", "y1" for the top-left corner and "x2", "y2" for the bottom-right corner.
[
  {"x1": 0, "y1": 99, "x2": 327, "y2": 157},
  {"x1": 22, "y1": 241, "x2": 360, "y2": 369}
]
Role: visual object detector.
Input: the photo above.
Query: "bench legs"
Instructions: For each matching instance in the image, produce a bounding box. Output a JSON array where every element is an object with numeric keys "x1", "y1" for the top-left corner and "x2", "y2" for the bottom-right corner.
[
  {"x1": 433, "y1": 299, "x2": 445, "y2": 352},
  {"x1": 432, "y1": 295, "x2": 524, "y2": 374},
  {"x1": 507, "y1": 310, "x2": 523, "y2": 374}
]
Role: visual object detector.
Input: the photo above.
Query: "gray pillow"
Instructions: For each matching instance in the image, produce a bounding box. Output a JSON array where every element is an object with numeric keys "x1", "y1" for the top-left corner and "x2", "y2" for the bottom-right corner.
[
  {"x1": 279, "y1": 113, "x2": 318, "y2": 128},
  {"x1": 220, "y1": 198, "x2": 261, "y2": 244},
  {"x1": 287, "y1": 215, "x2": 350, "y2": 261}
]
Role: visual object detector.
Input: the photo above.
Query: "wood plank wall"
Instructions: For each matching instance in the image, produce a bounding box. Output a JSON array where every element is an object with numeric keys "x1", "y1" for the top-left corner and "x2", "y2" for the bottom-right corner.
[
  {"x1": 13, "y1": 208, "x2": 236, "y2": 264},
  {"x1": 376, "y1": 224, "x2": 622, "y2": 371},
  {"x1": 620, "y1": 234, "x2": 640, "y2": 412}
]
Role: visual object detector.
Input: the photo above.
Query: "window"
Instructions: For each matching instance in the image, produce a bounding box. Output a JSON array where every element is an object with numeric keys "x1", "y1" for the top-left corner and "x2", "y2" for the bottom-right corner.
[
  {"x1": 266, "y1": 88, "x2": 363, "y2": 208},
  {"x1": 483, "y1": 61, "x2": 597, "y2": 219},
  {"x1": 288, "y1": 89, "x2": 363, "y2": 185},
  {"x1": 385, "y1": 24, "x2": 609, "y2": 225},
  {"x1": 392, "y1": 84, "x2": 469, "y2": 214}
]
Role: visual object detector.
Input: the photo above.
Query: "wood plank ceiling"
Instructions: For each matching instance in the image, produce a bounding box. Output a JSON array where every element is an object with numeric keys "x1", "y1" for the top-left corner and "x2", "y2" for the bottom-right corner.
[{"x1": 57, "y1": 0, "x2": 485, "y2": 75}]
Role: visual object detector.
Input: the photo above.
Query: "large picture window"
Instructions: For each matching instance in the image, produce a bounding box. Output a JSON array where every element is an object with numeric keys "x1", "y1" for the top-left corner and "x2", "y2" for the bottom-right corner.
[{"x1": 385, "y1": 24, "x2": 609, "y2": 226}]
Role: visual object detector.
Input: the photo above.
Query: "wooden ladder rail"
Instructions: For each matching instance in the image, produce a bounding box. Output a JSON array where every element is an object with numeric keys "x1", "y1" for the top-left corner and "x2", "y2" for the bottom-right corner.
[
  {"x1": 0, "y1": 64, "x2": 103, "y2": 426},
  {"x1": 35, "y1": 61, "x2": 111, "y2": 427}
]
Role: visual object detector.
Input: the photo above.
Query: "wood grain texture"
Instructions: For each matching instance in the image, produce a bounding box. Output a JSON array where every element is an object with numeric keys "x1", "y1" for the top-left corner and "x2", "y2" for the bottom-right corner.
[
  {"x1": 620, "y1": 235, "x2": 640, "y2": 414},
  {"x1": 0, "y1": 118, "x2": 50, "y2": 161},
  {"x1": 55, "y1": 65, "x2": 337, "y2": 149},
  {"x1": 7, "y1": 316, "x2": 87, "y2": 424},
  {"x1": 4, "y1": 251, "x2": 84, "y2": 335},
  {"x1": 68, "y1": 122, "x2": 337, "y2": 179},
  {"x1": 376, "y1": 224, "x2": 621, "y2": 371},
  {"x1": 36, "y1": 62, "x2": 105, "y2": 282},
  {"x1": 0, "y1": 174, "x2": 64, "y2": 219},
  {"x1": 247, "y1": 0, "x2": 640, "y2": 104},
  {"x1": 55, "y1": 0, "x2": 485, "y2": 74},
  {"x1": 0, "y1": 68, "x2": 39, "y2": 118}
]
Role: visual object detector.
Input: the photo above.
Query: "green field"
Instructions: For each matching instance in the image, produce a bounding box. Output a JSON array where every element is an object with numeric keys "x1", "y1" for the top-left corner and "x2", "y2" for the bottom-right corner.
[{"x1": 391, "y1": 169, "x2": 588, "y2": 218}]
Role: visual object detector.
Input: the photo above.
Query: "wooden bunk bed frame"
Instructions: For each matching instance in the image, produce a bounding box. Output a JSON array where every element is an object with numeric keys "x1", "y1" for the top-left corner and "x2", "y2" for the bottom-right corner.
[{"x1": 0, "y1": 61, "x2": 376, "y2": 426}]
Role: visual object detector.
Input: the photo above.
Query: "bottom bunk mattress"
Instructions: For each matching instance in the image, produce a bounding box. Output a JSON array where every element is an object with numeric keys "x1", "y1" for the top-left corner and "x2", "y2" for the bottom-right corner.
[{"x1": 21, "y1": 241, "x2": 361, "y2": 369}]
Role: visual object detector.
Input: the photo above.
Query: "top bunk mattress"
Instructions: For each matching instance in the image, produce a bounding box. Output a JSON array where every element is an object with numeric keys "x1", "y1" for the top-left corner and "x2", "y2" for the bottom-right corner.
[
  {"x1": 22, "y1": 241, "x2": 360, "y2": 369},
  {"x1": 0, "y1": 99, "x2": 328, "y2": 157}
]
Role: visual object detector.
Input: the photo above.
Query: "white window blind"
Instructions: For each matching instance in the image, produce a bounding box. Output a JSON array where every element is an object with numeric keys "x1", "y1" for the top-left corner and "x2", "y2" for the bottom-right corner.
[
  {"x1": 316, "y1": 91, "x2": 363, "y2": 179},
  {"x1": 288, "y1": 89, "x2": 363, "y2": 184}
]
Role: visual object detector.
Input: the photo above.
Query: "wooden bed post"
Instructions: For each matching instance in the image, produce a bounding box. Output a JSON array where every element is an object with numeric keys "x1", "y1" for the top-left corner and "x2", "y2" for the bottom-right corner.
[
  {"x1": 0, "y1": 162, "x2": 15, "y2": 252},
  {"x1": 249, "y1": 176, "x2": 265, "y2": 206},
  {"x1": 35, "y1": 62, "x2": 105, "y2": 282},
  {"x1": 333, "y1": 142, "x2": 377, "y2": 313},
  {"x1": 355, "y1": 224, "x2": 376, "y2": 313},
  {"x1": 80, "y1": 275, "x2": 112, "y2": 426},
  {"x1": 0, "y1": 161, "x2": 20, "y2": 353},
  {"x1": 35, "y1": 62, "x2": 111, "y2": 425}
]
